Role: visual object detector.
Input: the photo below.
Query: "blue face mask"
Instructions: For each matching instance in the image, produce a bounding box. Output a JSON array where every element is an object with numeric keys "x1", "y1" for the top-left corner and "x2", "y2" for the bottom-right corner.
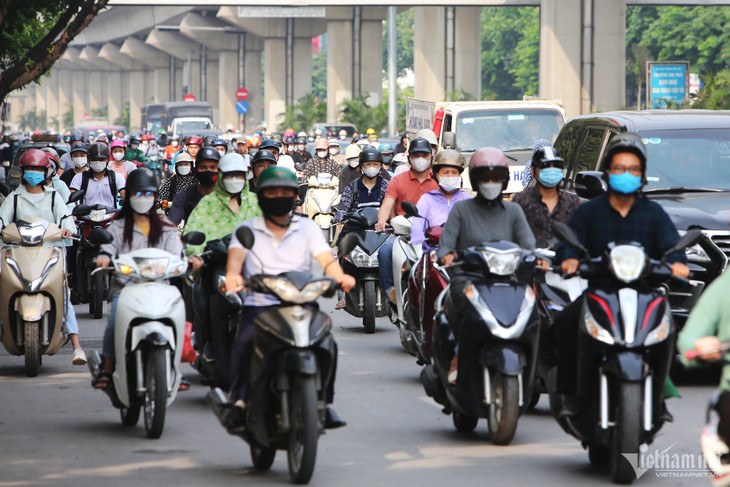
[
  {"x1": 608, "y1": 172, "x2": 642, "y2": 194},
  {"x1": 537, "y1": 167, "x2": 563, "y2": 188},
  {"x1": 23, "y1": 171, "x2": 46, "y2": 187}
]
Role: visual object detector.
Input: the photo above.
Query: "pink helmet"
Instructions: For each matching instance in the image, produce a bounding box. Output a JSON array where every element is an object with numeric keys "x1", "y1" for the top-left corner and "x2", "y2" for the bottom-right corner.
[
  {"x1": 468, "y1": 147, "x2": 510, "y2": 190},
  {"x1": 110, "y1": 139, "x2": 125, "y2": 150}
]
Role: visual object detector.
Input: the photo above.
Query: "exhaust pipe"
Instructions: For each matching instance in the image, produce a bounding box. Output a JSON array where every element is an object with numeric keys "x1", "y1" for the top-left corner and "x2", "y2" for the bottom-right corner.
[{"x1": 87, "y1": 350, "x2": 101, "y2": 376}]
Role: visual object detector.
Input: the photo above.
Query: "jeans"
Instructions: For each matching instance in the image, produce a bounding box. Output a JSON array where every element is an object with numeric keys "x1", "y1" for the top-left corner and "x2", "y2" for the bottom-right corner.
[
  {"x1": 102, "y1": 293, "x2": 121, "y2": 357},
  {"x1": 377, "y1": 236, "x2": 395, "y2": 291},
  {"x1": 66, "y1": 295, "x2": 78, "y2": 335}
]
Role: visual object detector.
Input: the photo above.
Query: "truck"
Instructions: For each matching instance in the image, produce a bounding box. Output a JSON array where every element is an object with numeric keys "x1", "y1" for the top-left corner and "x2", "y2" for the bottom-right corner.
[
  {"x1": 406, "y1": 97, "x2": 566, "y2": 194},
  {"x1": 141, "y1": 104, "x2": 164, "y2": 134},
  {"x1": 159, "y1": 102, "x2": 214, "y2": 138}
]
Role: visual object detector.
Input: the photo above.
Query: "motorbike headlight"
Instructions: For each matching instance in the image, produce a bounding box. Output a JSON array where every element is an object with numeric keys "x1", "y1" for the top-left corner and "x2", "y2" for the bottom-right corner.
[
  {"x1": 349, "y1": 247, "x2": 378, "y2": 267},
  {"x1": 132, "y1": 257, "x2": 169, "y2": 279},
  {"x1": 685, "y1": 243, "x2": 711, "y2": 263},
  {"x1": 88, "y1": 209, "x2": 108, "y2": 222},
  {"x1": 262, "y1": 277, "x2": 303, "y2": 303},
  {"x1": 609, "y1": 245, "x2": 646, "y2": 283},
  {"x1": 644, "y1": 307, "x2": 672, "y2": 346},
  {"x1": 317, "y1": 173, "x2": 333, "y2": 187},
  {"x1": 299, "y1": 280, "x2": 333, "y2": 302},
  {"x1": 481, "y1": 248, "x2": 521, "y2": 276},
  {"x1": 17, "y1": 222, "x2": 47, "y2": 245},
  {"x1": 584, "y1": 309, "x2": 615, "y2": 345}
]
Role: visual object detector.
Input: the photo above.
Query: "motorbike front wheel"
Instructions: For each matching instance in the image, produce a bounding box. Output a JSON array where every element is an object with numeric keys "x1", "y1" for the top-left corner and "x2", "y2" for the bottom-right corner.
[
  {"x1": 287, "y1": 374, "x2": 318, "y2": 484},
  {"x1": 24, "y1": 321, "x2": 41, "y2": 377},
  {"x1": 487, "y1": 371, "x2": 520, "y2": 445},
  {"x1": 363, "y1": 281, "x2": 376, "y2": 334},
  {"x1": 91, "y1": 272, "x2": 105, "y2": 319},
  {"x1": 144, "y1": 347, "x2": 168, "y2": 439},
  {"x1": 250, "y1": 445, "x2": 276, "y2": 471},
  {"x1": 610, "y1": 382, "x2": 642, "y2": 484}
]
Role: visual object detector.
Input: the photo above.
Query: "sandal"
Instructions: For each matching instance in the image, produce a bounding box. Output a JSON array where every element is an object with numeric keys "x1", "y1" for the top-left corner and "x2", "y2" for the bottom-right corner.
[
  {"x1": 92, "y1": 371, "x2": 112, "y2": 390},
  {"x1": 335, "y1": 299, "x2": 346, "y2": 310},
  {"x1": 178, "y1": 377, "x2": 191, "y2": 391}
]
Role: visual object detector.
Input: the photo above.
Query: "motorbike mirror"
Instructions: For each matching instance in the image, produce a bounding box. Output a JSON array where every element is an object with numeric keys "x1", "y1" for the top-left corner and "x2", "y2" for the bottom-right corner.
[
  {"x1": 235, "y1": 225, "x2": 255, "y2": 250},
  {"x1": 72, "y1": 204, "x2": 93, "y2": 217},
  {"x1": 67, "y1": 189, "x2": 86, "y2": 205},
  {"x1": 552, "y1": 221, "x2": 589, "y2": 256},
  {"x1": 441, "y1": 132, "x2": 455, "y2": 149},
  {"x1": 1, "y1": 160, "x2": 9, "y2": 168},
  {"x1": 88, "y1": 228, "x2": 113, "y2": 245},
  {"x1": 338, "y1": 233, "x2": 358, "y2": 256},
  {"x1": 401, "y1": 201, "x2": 420, "y2": 219},
  {"x1": 574, "y1": 171, "x2": 606, "y2": 199},
  {"x1": 0, "y1": 181, "x2": 10, "y2": 197},
  {"x1": 182, "y1": 231, "x2": 206, "y2": 246},
  {"x1": 664, "y1": 229, "x2": 703, "y2": 259}
]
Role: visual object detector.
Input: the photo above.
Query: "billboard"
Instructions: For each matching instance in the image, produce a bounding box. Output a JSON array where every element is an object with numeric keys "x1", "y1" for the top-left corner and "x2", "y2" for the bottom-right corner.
[{"x1": 646, "y1": 62, "x2": 690, "y2": 109}]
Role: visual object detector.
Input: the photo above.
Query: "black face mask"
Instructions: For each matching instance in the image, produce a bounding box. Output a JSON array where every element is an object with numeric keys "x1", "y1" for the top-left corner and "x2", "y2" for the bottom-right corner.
[
  {"x1": 258, "y1": 195, "x2": 295, "y2": 218},
  {"x1": 197, "y1": 170, "x2": 218, "y2": 186}
]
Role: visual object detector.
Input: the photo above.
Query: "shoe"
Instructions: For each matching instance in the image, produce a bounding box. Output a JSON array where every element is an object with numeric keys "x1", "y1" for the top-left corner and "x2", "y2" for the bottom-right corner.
[
  {"x1": 387, "y1": 287, "x2": 397, "y2": 304},
  {"x1": 72, "y1": 348, "x2": 87, "y2": 365},
  {"x1": 558, "y1": 394, "x2": 578, "y2": 418},
  {"x1": 202, "y1": 342, "x2": 215, "y2": 363},
  {"x1": 324, "y1": 406, "x2": 346, "y2": 429},
  {"x1": 335, "y1": 299, "x2": 346, "y2": 310},
  {"x1": 222, "y1": 402, "x2": 247, "y2": 433},
  {"x1": 660, "y1": 402, "x2": 674, "y2": 423}
]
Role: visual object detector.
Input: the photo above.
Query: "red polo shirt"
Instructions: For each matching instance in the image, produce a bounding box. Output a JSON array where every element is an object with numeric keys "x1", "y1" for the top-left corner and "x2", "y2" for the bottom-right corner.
[{"x1": 384, "y1": 170, "x2": 439, "y2": 216}]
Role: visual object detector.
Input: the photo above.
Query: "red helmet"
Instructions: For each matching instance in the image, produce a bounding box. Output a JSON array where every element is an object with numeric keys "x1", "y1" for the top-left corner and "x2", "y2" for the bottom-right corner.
[
  {"x1": 468, "y1": 147, "x2": 510, "y2": 190},
  {"x1": 141, "y1": 134, "x2": 150, "y2": 141},
  {"x1": 18, "y1": 148, "x2": 51, "y2": 170},
  {"x1": 185, "y1": 135, "x2": 203, "y2": 146}
]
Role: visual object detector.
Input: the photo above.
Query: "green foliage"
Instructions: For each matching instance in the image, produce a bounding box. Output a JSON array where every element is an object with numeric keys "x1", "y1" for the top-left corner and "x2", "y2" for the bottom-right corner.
[
  {"x1": 312, "y1": 51, "x2": 327, "y2": 101},
  {"x1": 382, "y1": 8, "x2": 414, "y2": 76},
  {"x1": 277, "y1": 93, "x2": 326, "y2": 132},
  {"x1": 114, "y1": 103, "x2": 130, "y2": 130},
  {"x1": 690, "y1": 70, "x2": 730, "y2": 109},
  {"x1": 0, "y1": 1, "x2": 65, "y2": 72},
  {"x1": 340, "y1": 94, "x2": 388, "y2": 134},
  {"x1": 445, "y1": 88, "x2": 476, "y2": 102},
  {"x1": 90, "y1": 105, "x2": 108, "y2": 119}
]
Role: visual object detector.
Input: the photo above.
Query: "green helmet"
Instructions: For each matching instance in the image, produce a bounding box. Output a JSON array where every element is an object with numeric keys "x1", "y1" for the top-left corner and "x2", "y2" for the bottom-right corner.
[{"x1": 256, "y1": 166, "x2": 299, "y2": 191}]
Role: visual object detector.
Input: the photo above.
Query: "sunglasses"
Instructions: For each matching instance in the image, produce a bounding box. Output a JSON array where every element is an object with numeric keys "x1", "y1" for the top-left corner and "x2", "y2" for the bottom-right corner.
[
  {"x1": 538, "y1": 160, "x2": 565, "y2": 169},
  {"x1": 132, "y1": 191, "x2": 155, "y2": 198}
]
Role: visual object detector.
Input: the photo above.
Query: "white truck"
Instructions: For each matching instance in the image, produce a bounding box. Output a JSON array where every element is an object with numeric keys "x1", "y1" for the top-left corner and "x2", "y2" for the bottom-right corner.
[{"x1": 406, "y1": 97, "x2": 566, "y2": 194}]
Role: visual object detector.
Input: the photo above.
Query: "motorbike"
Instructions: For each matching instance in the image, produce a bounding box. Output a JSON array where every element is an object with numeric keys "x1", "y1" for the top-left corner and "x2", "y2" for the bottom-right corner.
[
  {"x1": 71, "y1": 204, "x2": 118, "y2": 319},
  {"x1": 338, "y1": 207, "x2": 390, "y2": 333},
  {"x1": 548, "y1": 222, "x2": 702, "y2": 483},
  {"x1": 146, "y1": 152, "x2": 164, "y2": 186},
  {"x1": 303, "y1": 173, "x2": 340, "y2": 244},
  {"x1": 420, "y1": 240, "x2": 540, "y2": 445},
  {"x1": 86, "y1": 229, "x2": 205, "y2": 438},
  {"x1": 388, "y1": 209, "x2": 421, "y2": 355},
  {"x1": 208, "y1": 225, "x2": 339, "y2": 484}
]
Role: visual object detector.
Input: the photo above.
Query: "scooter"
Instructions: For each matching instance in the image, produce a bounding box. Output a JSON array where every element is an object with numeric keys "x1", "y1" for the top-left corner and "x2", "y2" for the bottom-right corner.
[
  {"x1": 548, "y1": 222, "x2": 702, "y2": 483},
  {"x1": 72, "y1": 204, "x2": 118, "y2": 319},
  {"x1": 304, "y1": 173, "x2": 340, "y2": 244},
  {"x1": 338, "y1": 208, "x2": 390, "y2": 333},
  {"x1": 389, "y1": 209, "x2": 421, "y2": 355},
  {"x1": 208, "y1": 225, "x2": 340, "y2": 485},
  {"x1": 420, "y1": 240, "x2": 540, "y2": 445},
  {"x1": 86, "y1": 229, "x2": 204, "y2": 439}
]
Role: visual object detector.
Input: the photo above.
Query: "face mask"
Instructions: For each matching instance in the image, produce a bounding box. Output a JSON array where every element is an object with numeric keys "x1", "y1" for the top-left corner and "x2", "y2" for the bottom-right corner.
[
  {"x1": 197, "y1": 170, "x2": 218, "y2": 186},
  {"x1": 439, "y1": 176, "x2": 461, "y2": 193},
  {"x1": 259, "y1": 195, "x2": 295, "y2": 217},
  {"x1": 383, "y1": 156, "x2": 393, "y2": 165},
  {"x1": 329, "y1": 148, "x2": 339, "y2": 156},
  {"x1": 411, "y1": 157, "x2": 430, "y2": 173},
  {"x1": 296, "y1": 144, "x2": 305, "y2": 151},
  {"x1": 112, "y1": 151, "x2": 124, "y2": 162},
  {"x1": 363, "y1": 167, "x2": 380, "y2": 178},
  {"x1": 609, "y1": 172, "x2": 642, "y2": 195},
  {"x1": 140, "y1": 141, "x2": 148, "y2": 147},
  {"x1": 478, "y1": 182, "x2": 503, "y2": 200},
  {"x1": 90, "y1": 160, "x2": 107, "y2": 173},
  {"x1": 218, "y1": 150, "x2": 226, "y2": 158},
  {"x1": 171, "y1": 141, "x2": 179, "y2": 147},
  {"x1": 130, "y1": 195, "x2": 155, "y2": 214},
  {"x1": 23, "y1": 171, "x2": 46, "y2": 186},
  {"x1": 72, "y1": 156, "x2": 87, "y2": 168},
  {"x1": 222, "y1": 177, "x2": 245, "y2": 194},
  {"x1": 176, "y1": 164, "x2": 191, "y2": 176},
  {"x1": 130, "y1": 144, "x2": 139, "y2": 150},
  {"x1": 537, "y1": 167, "x2": 564, "y2": 188},
  {"x1": 316, "y1": 150, "x2": 328, "y2": 159},
  {"x1": 348, "y1": 159, "x2": 359, "y2": 168}
]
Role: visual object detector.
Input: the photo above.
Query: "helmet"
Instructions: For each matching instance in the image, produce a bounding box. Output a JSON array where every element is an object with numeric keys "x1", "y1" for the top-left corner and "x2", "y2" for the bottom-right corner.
[
  {"x1": 211, "y1": 138, "x2": 227, "y2": 149},
  {"x1": 314, "y1": 129, "x2": 323, "y2": 137},
  {"x1": 344, "y1": 144, "x2": 361, "y2": 159},
  {"x1": 170, "y1": 135, "x2": 180, "y2": 142},
  {"x1": 88, "y1": 142, "x2": 110, "y2": 161},
  {"x1": 70, "y1": 132, "x2": 84, "y2": 143},
  {"x1": 601, "y1": 132, "x2": 647, "y2": 175},
  {"x1": 315, "y1": 138, "x2": 328, "y2": 151},
  {"x1": 366, "y1": 128, "x2": 376, "y2": 136},
  {"x1": 125, "y1": 168, "x2": 158, "y2": 194},
  {"x1": 296, "y1": 135, "x2": 307, "y2": 145},
  {"x1": 531, "y1": 146, "x2": 564, "y2": 169},
  {"x1": 468, "y1": 147, "x2": 510, "y2": 190},
  {"x1": 257, "y1": 166, "x2": 299, "y2": 191},
  {"x1": 328, "y1": 138, "x2": 340, "y2": 148},
  {"x1": 392, "y1": 152, "x2": 408, "y2": 166},
  {"x1": 110, "y1": 139, "x2": 125, "y2": 150},
  {"x1": 416, "y1": 129, "x2": 439, "y2": 148},
  {"x1": 339, "y1": 129, "x2": 347, "y2": 137},
  {"x1": 252, "y1": 149, "x2": 278, "y2": 165},
  {"x1": 70, "y1": 142, "x2": 88, "y2": 155},
  {"x1": 219, "y1": 153, "x2": 248, "y2": 173},
  {"x1": 379, "y1": 143, "x2": 394, "y2": 155},
  {"x1": 297, "y1": 131, "x2": 307, "y2": 138},
  {"x1": 176, "y1": 152, "x2": 194, "y2": 165},
  {"x1": 40, "y1": 147, "x2": 60, "y2": 166},
  {"x1": 409, "y1": 137, "x2": 432, "y2": 155},
  {"x1": 203, "y1": 135, "x2": 217, "y2": 146},
  {"x1": 433, "y1": 149, "x2": 465, "y2": 174},
  {"x1": 19, "y1": 149, "x2": 51, "y2": 170},
  {"x1": 141, "y1": 134, "x2": 150, "y2": 141},
  {"x1": 129, "y1": 135, "x2": 141, "y2": 145},
  {"x1": 185, "y1": 135, "x2": 204, "y2": 146},
  {"x1": 260, "y1": 139, "x2": 279, "y2": 152},
  {"x1": 197, "y1": 146, "x2": 221, "y2": 163},
  {"x1": 359, "y1": 146, "x2": 383, "y2": 165}
]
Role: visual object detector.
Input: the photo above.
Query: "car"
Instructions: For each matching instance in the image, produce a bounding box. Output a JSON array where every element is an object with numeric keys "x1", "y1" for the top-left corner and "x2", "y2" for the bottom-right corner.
[
  {"x1": 553, "y1": 109, "x2": 730, "y2": 324},
  {"x1": 6, "y1": 134, "x2": 70, "y2": 190}
]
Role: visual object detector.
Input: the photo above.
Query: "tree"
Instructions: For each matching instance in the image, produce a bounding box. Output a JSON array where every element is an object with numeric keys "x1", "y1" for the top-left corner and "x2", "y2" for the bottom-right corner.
[
  {"x1": 0, "y1": 1, "x2": 110, "y2": 106},
  {"x1": 276, "y1": 93, "x2": 326, "y2": 132},
  {"x1": 340, "y1": 94, "x2": 388, "y2": 134},
  {"x1": 382, "y1": 8, "x2": 414, "y2": 76},
  {"x1": 311, "y1": 51, "x2": 327, "y2": 101},
  {"x1": 690, "y1": 70, "x2": 730, "y2": 110},
  {"x1": 18, "y1": 109, "x2": 46, "y2": 131}
]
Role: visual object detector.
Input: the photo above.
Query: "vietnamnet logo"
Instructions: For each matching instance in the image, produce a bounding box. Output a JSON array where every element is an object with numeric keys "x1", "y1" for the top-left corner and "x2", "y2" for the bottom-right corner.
[{"x1": 622, "y1": 443, "x2": 714, "y2": 479}]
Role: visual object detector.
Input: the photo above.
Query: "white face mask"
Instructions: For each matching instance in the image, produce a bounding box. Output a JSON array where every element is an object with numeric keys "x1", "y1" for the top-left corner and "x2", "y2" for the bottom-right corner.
[
  {"x1": 112, "y1": 151, "x2": 124, "y2": 162},
  {"x1": 411, "y1": 157, "x2": 430, "y2": 173},
  {"x1": 297, "y1": 144, "x2": 306, "y2": 151},
  {"x1": 218, "y1": 150, "x2": 226, "y2": 158},
  {"x1": 348, "y1": 159, "x2": 359, "y2": 168},
  {"x1": 176, "y1": 164, "x2": 191, "y2": 176},
  {"x1": 363, "y1": 166, "x2": 380, "y2": 178},
  {"x1": 90, "y1": 160, "x2": 107, "y2": 173},
  {"x1": 171, "y1": 141, "x2": 179, "y2": 147},
  {"x1": 439, "y1": 176, "x2": 461, "y2": 193},
  {"x1": 72, "y1": 156, "x2": 87, "y2": 168},
  {"x1": 316, "y1": 150, "x2": 328, "y2": 159},
  {"x1": 328, "y1": 147, "x2": 339, "y2": 156},
  {"x1": 479, "y1": 182, "x2": 503, "y2": 200},
  {"x1": 222, "y1": 176, "x2": 245, "y2": 194},
  {"x1": 130, "y1": 195, "x2": 155, "y2": 214}
]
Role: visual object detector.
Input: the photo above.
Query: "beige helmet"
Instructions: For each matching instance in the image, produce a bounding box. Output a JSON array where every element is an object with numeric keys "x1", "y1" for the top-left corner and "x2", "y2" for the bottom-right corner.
[
  {"x1": 344, "y1": 144, "x2": 361, "y2": 159},
  {"x1": 432, "y1": 149, "x2": 465, "y2": 174}
]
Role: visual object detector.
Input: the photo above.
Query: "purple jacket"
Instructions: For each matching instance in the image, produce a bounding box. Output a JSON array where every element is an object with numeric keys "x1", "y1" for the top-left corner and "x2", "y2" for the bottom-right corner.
[{"x1": 411, "y1": 188, "x2": 472, "y2": 249}]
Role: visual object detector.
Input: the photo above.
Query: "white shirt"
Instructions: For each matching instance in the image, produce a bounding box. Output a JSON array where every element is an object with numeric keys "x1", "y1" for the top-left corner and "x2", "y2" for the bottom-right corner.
[
  {"x1": 70, "y1": 171, "x2": 126, "y2": 208},
  {"x1": 0, "y1": 185, "x2": 75, "y2": 234},
  {"x1": 277, "y1": 154, "x2": 296, "y2": 172}
]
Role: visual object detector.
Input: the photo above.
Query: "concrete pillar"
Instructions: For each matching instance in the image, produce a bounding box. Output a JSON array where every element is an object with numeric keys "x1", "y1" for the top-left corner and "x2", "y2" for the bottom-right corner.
[
  {"x1": 129, "y1": 70, "x2": 146, "y2": 132},
  {"x1": 593, "y1": 0, "x2": 626, "y2": 112},
  {"x1": 34, "y1": 81, "x2": 47, "y2": 127},
  {"x1": 88, "y1": 72, "x2": 104, "y2": 115},
  {"x1": 152, "y1": 68, "x2": 170, "y2": 104},
  {"x1": 218, "y1": 51, "x2": 238, "y2": 133},
  {"x1": 106, "y1": 71, "x2": 122, "y2": 125},
  {"x1": 57, "y1": 69, "x2": 73, "y2": 131},
  {"x1": 326, "y1": 11, "x2": 352, "y2": 121},
  {"x1": 454, "y1": 7, "x2": 481, "y2": 99},
  {"x1": 245, "y1": 49, "x2": 263, "y2": 129},
  {"x1": 264, "y1": 38, "x2": 286, "y2": 131},
  {"x1": 46, "y1": 70, "x2": 60, "y2": 131},
  {"x1": 539, "y1": 0, "x2": 581, "y2": 116},
  {"x1": 72, "y1": 72, "x2": 88, "y2": 127}
]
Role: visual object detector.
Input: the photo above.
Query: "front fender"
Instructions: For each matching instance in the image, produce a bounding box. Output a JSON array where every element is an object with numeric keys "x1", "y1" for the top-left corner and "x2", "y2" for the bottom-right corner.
[
  {"x1": 283, "y1": 349, "x2": 318, "y2": 376},
  {"x1": 15, "y1": 294, "x2": 52, "y2": 322},
  {"x1": 603, "y1": 351, "x2": 646, "y2": 382},
  {"x1": 480, "y1": 342, "x2": 525, "y2": 376},
  {"x1": 130, "y1": 322, "x2": 176, "y2": 352}
]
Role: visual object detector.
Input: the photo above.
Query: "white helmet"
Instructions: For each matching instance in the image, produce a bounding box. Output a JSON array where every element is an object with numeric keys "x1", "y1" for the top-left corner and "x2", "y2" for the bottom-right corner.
[{"x1": 219, "y1": 152, "x2": 249, "y2": 173}]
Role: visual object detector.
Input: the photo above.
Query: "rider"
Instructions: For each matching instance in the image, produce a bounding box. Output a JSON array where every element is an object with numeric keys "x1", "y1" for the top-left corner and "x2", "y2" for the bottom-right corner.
[
  {"x1": 512, "y1": 146, "x2": 582, "y2": 243},
  {"x1": 164, "y1": 135, "x2": 180, "y2": 162},
  {"x1": 338, "y1": 144, "x2": 362, "y2": 193},
  {"x1": 291, "y1": 133, "x2": 312, "y2": 171},
  {"x1": 521, "y1": 139, "x2": 553, "y2": 189},
  {"x1": 304, "y1": 138, "x2": 339, "y2": 180},
  {"x1": 60, "y1": 143, "x2": 89, "y2": 189},
  {"x1": 158, "y1": 152, "x2": 197, "y2": 212},
  {"x1": 92, "y1": 169, "x2": 183, "y2": 389},
  {"x1": 328, "y1": 138, "x2": 347, "y2": 166},
  {"x1": 124, "y1": 135, "x2": 147, "y2": 164},
  {"x1": 70, "y1": 142, "x2": 126, "y2": 207},
  {"x1": 109, "y1": 139, "x2": 138, "y2": 181},
  {"x1": 169, "y1": 146, "x2": 220, "y2": 225},
  {"x1": 260, "y1": 138, "x2": 295, "y2": 173},
  {"x1": 380, "y1": 144, "x2": 395, "y2": 174},
  {"x1": 40, "y1": 147, "x2": 71, "y2": 204},
  {"x1": 554, "y1": 133, "x2": 690, "y2": 418},
  {"x1": 224, "y1": 166, "x2": 355, "y2": 429},
  {"x1": 211, "y1": 138, "x2": 229, "y2": 159},
  {"x1": 0, "y1": 149, "x2": 86, "y2": 365},
  {"x1": 247, "y1": 149, "x2": 278, "y2": 193}
]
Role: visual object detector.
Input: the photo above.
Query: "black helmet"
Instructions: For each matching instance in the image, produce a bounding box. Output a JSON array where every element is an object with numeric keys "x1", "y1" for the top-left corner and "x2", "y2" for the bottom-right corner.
[
  {"x1": 359, "y1": 146, "x2": 383, "y2": 165},
  {"x1": 88, "y1": 142, "x2": 109, "y2": 161},
  {"x1": 197, "y1": 146, "x2": 221, "y2": 163},
  {"x1": 125, "y1": 168, "x2": 158, "y2": 194},
  {"x1": 260, "y1": 138, "x2": 280, "y2": 152},
  {"x1": 70, "y1": 132, "x2": 84, "y2": 143},
  {"x1": 296, "y1": 135, "x2": 307, "y2": 145},
  {"x1": 129, "y1": 135, "x2": 141, "y2": 145},
  {"x1": 601, "y1": 132, "x2": 647, "y2": 174},
  {"x1": 211, "y1": 137, "x2": 227, "y2": 149},
  {"x1": 531, "y1": 146, "x2": 564, "y2": 169},
  {"x1": 409, "y1": 137, "x2": 432, "y2": 155},
  {"x1": 252, "y1": 149, "x2": 278, "y2": 165},
  {"x1": 203, "y1": 135, "x2": 217, "y2": 146}
]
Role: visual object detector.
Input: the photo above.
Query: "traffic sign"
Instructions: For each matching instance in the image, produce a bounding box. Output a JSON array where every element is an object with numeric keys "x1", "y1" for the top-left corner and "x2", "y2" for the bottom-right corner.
[
  {"x1": 236, "y1": 100, "x2": 249, "y2": 114},
  {"x1": 235, "y1": 87, "x2": 249, "y2": 102},
  {"x1": 183, "y1": 93, "x2": 196, "y2": 102}
]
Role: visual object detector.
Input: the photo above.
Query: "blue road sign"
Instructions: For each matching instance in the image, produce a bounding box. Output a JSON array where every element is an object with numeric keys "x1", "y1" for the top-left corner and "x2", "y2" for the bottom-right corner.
[
  {"x1": 649, "y1": 62, "x2": 689, "y2": 109},
  {"x1": 236, "y1": 100, "x2": 249, "y2": 115}
]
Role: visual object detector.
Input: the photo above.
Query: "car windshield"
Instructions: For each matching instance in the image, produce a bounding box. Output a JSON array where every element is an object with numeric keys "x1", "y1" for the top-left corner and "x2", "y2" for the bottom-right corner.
[
  {"x1": 456, "y1": 109, "x2": 563, "y2": 152},
  {"x1": 640, "y1": 129, "x2": 730, "y2": 191},
  {"x1": 177, "y1": 121, "x2": 211, "y2": 132}
]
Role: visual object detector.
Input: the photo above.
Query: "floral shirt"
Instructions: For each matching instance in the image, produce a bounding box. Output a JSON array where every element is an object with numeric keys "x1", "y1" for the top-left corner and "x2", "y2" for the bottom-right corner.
[
  {"x1": 158, "y1": 174, "x2": 198, "y2": 206},
  {"x1": 304, "y1": 156, "x2": 340, "y2": 180},
  {"x1": 512, "y1": 185, "x2": 583, "y2": 242}
]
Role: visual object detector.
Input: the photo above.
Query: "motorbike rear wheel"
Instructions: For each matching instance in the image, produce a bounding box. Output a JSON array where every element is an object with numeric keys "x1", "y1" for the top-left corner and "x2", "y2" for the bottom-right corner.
[
  {"x1": 91, "y1": 272, "x2": 105, "y2": 319},
  {"x1": 250, "y1": 445, "x2": 276, "y2": 471},
  {"x1": 452, "y1": 411, "x2": 478, "y2": 433},
  {"x1": 24, "y1": 321, "x2": 41, "y2": 377},
  {"x1": 610, "y1": 382, "x2": 642, "y2": 484},
  {"x1": 120, "y1": 406, "x2": 141, "y2": 427},
  {"x1": 487, "y1": 371, "x2": 520, "y2": 445},
  {"x1": 363, "y1": 281, "x2": 376, "y2": 334},
  {"x1": 287, "y1": 374, "x2": 318, "y2": 484},
  {"x1": 144, "y1": 347, "x2": 168, "y2": 439}
]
